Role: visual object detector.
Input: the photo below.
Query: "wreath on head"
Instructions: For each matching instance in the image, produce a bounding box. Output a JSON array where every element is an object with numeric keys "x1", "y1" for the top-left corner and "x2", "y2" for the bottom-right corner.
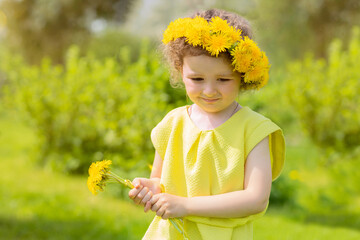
[{"x1": 163, "y1": 16, "x2": 270, "y2": 89}]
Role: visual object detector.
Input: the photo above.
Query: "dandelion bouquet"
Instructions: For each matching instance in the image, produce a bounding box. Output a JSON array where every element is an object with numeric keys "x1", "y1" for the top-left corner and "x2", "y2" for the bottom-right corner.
[
  {"x1": 87, "y1": 159, "x2": 133, "y2": 194},
  {"x1": 87, "y1": 160, "x2": 188, "y2": 239}
]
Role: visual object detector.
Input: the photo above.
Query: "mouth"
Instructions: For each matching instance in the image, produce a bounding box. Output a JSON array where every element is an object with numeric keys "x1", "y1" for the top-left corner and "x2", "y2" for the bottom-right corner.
[{"x1": 202, "y1": 98, "x2": 220, "y2": 103}]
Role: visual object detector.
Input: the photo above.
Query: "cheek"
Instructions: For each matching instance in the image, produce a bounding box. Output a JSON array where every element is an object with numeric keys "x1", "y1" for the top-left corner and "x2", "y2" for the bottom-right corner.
[
  {"x1": 183, "y1": 80, "x2": 199, "y2": 94},
  {"x1": 222, "y1": 84, "x2": 240, "y2": 97}
]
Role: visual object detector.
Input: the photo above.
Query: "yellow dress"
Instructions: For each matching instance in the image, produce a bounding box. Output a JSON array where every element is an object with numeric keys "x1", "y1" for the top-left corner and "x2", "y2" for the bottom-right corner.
[{"x1": 143, "y1": 105, "x2": 285, "y2": 240}]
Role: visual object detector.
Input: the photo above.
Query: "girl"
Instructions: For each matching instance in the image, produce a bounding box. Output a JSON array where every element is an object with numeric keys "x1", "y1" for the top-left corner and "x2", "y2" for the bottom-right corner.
[{"x1": 129, "y1": 9, "x2": 285, "y2": 240}]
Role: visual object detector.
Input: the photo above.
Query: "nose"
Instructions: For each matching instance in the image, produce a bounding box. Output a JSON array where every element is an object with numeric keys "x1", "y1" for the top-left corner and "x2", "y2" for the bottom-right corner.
[{"x1": 203, "y1": 82, "x2": 218, "y2": 97}]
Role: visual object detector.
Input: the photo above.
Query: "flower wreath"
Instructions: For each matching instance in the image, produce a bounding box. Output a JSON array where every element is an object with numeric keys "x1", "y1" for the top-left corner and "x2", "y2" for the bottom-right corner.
[{"x1": 163, "y1": 16, "x2": 270, "y2": 89}]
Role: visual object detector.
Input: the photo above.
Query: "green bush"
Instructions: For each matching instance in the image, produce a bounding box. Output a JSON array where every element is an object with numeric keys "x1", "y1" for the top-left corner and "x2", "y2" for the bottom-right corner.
[
  {"x1": 296, "y1": 152, "x2": 360, "y2": 218},
  {"x1": 82, "y1": 29, "x2": 157, "y2": 64},
  {"x1": 286, "y1": 27, "x2": 360, "y2": 155},
  {"x1": 0, "y1": 40, "x2": 183, "y2": 174}
]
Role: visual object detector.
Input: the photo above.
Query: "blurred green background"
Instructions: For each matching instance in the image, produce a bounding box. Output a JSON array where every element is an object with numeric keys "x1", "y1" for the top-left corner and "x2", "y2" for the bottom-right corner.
[{"x1": 0, "y1": 0, "x2": 359, "y2": 239}]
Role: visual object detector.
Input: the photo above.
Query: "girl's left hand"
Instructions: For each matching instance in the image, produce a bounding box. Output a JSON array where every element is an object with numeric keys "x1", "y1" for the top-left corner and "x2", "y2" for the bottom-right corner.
[{"x1": 148, "y1": 193, "x2": 188, "y2": 219}]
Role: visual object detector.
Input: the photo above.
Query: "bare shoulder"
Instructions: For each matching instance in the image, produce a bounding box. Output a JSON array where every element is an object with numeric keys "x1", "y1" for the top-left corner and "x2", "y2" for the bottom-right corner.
[
  {"x1": 244, "y1": 136, "x2": 272, "y2": 191},
  {"x1": 248, "y1": 136, "x2": 270, "y2": 158}
]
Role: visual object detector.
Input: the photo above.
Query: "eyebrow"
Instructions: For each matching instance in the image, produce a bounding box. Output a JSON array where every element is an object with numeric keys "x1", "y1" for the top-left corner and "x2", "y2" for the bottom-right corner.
[{"x1": 186, "y1": 73, "x2": 234, "y2": 78}]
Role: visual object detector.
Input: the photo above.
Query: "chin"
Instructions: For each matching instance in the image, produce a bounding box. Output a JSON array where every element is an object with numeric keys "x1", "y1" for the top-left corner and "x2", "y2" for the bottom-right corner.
[{"x1": 200, "y1": 105, "x2": 223, "y2": 113}]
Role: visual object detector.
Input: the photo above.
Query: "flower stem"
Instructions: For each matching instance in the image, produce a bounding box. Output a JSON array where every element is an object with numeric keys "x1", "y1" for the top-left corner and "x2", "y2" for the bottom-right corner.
[{"x1": 106, "y1": 172, "x2": 134, "y2": 189}]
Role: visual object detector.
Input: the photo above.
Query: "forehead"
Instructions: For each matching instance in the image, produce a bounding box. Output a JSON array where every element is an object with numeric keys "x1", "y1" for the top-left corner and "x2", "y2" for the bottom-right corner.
[{"x1": 183, "y1": 54, "x2": 234, "y2": 76}]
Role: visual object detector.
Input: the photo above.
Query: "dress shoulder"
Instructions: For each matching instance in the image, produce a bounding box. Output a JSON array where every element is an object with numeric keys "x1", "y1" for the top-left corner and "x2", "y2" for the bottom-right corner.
[
  {"x1": 150, "y1": 106, "x2": 186, "y2": 160},
  {"x1": 242, "y1": 108, "x2": 286, "y2": 181}
]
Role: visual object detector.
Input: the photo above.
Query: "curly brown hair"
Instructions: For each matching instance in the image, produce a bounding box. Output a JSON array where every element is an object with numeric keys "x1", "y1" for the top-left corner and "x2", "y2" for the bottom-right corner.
[{"x1": 161, "y1": 9, "x2": 254, "y2": 89}]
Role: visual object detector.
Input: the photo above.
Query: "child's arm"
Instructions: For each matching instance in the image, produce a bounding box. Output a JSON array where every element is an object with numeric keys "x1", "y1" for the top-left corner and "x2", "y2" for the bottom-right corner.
[
  {"x1": 150, "y1": 136, "x2": 272, "y2": 219},
  {"x1": 186, "y1": 136, "x2": 272, "y2": 218}
]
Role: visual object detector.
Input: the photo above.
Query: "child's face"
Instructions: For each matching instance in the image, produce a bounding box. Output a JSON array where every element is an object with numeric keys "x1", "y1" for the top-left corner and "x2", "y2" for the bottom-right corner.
[{"x1": 182, "y1": 54, "x2": 241, "y2": 114}]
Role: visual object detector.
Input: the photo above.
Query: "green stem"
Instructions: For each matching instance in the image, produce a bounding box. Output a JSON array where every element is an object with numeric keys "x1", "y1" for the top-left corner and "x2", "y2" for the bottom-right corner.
[{"x1": 106, "y1": 172, "x2": 134, "y2": 189}]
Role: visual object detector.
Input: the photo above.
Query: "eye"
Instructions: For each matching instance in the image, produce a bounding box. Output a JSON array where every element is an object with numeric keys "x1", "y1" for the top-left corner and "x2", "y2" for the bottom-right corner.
[
  {"x1": 218, "y1": 78, "x2": 231, "y2": 82},
  {"x1": 190, "y1": 78, "x2": 204, "y2": 81}
]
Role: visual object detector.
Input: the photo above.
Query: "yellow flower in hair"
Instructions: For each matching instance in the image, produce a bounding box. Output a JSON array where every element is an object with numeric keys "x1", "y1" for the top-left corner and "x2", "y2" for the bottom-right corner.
[
  {"x1": 191, "y1": 16, "x2": 209, "y2": 29},
  {"x1": 226, "y1": 26, "x2": 242, "y2": 44},
  {"x1": 231, "y1": 45, "x2": 251, "y2": 72},
  {"x1": 163, "y1": 18, "x2": 192, "y2": 44},
  {"x1": 186, "y1": 17, "x2": 210, "y2": 46},
  {"x1": 256, "y1": 53, "x2": 270, "y2": 88},
  {"x1": 163, "y1": 21, "x2": 176, "y2": 44},
  {"x1": 240, "y1": 37, "x2": 261, "y2": 57},
  {"x1": 244, "y1": 52, "x2": 270, "y2": 86},
  {"x1": 244, "y1": 64, "x2": 263, "y2": 83},
  {"x1": 162, "y1": 16, "x2": 271, "y2": 89},
  {"x1": 210, "y1": 16, "x2": 232, "y2": 33},
  {"x1": 205, "y1": 33, "x2": 232, "y2": 57},
  {"x1": 230, "y1": 37, "x2": 264, "y2": 72},
  {"x1": 258, "y1": 71, "x2": 269, "y2": 89}
]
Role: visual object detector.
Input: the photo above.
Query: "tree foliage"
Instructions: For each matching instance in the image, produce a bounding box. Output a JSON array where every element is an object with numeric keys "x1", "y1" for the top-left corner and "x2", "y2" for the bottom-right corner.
[
  {"x1": 0, "y1": 0, "x2": 136, "y2": 63},
  {"x1": 253, "y1": 0, "x2": 360, "y2": 63},
  {"x1": 286, "y1": 27, "x2": 360, "y2": 156},
  {"x1": 0, "y1": 40, "x2": 184, "y2": 174}
]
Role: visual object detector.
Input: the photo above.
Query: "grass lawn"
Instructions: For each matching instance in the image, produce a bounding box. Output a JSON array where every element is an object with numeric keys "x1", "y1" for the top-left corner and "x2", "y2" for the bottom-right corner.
[{"x1": 1, "y1": 108, "x2": 359, "y2": 239}]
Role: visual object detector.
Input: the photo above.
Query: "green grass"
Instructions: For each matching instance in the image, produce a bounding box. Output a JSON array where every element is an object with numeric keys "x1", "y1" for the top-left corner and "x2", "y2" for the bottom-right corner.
[
  {"x1": 1, "y1": 108, "x2": 360, "y2": 239},
  {"x1": 0, "y1": 109, "x2": 154, "y2": 239},
  {"x1": 255, "y1": 209, "x2": 360, "y2": 240}
]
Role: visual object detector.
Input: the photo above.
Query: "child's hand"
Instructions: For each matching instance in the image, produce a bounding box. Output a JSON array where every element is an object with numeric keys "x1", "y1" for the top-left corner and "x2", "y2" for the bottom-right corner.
[
  {"x1": 149, "y1": 193, "x2": 188, "y2": 219},
  {"x1": 128, "y1": 178, "x2": 162, "y2": 209}
]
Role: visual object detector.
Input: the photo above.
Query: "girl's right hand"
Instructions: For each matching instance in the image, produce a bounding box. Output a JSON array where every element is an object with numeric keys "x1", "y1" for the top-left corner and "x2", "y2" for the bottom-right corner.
[{"x1": 128, "y1": 178, "x2": 162, "y2": 211}]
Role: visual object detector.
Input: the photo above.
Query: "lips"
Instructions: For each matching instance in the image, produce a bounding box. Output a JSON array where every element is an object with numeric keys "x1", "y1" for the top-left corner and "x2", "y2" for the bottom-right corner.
[{"x1": 202, "y1": 98, "x2": 219, "y2": 103}]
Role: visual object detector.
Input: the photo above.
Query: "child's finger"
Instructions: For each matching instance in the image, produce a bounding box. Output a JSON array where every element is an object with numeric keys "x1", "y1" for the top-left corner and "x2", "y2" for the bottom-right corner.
[
  {"x1": 134, "y1": 187, "x2": 149, "y2": 205},
  {"x1": 128, "y1": 185, "x2": 143, "y2": 200},
  {"x1": 156, "y1": 205, "x2": 166, "y2": 218},
  {"x1": 151, "y1": 199, "x2": 161, "y2": 212},
  {"x1": 132, "y1": 178, "x2": 141, "y2": 188},
  {"x1": 141, "y1": 191, "x2": 153, "y2": 206},
  {"x1": 144, "y1": 201, "x2": 152, "y2": 212}
]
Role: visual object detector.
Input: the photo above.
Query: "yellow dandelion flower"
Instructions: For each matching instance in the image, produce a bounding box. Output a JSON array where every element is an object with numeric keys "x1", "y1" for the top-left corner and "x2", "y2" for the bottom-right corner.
[
  {"x1": 191, "y1": 16, "x2": 209, "y2": 29},
  {"x1": 244, "y1": 53, "x2": 270, "y2": 85},
  {"x1": 255, "y1": 53, "x2": 270, "y2": 88},
  {"x1": 257, "y1": 71, "x2": 269, "y2": 89},
  {"x1": 244, "y1": 64, "x2": 263, "y2": 83},
  {"x1": 240, "y1": 37, "x2": 260, "y2": 56},
  {"x1": 162, "y1": 22, "x2": 175, "y2": 44},
  {"x1": 186, "y1": 17, "x2": 210, "y2": 46},
  {"x1": 225, "y1": 26, "x2": 242, "y2": 45},
  {"x1": 260, "y1": 51, "x2": 270, "y2": 67},
  {"x1": 186, "y1": 27, "x2": 205, "y2": 46},
  {"x1": 87, "y1": 160, "x2": 112, "y2": 195},
  {"x1": 233, "y1": 37, "x2": 260, "y2": 63},
  {"x1": 231, "y1": 45, "x2": 252, "y2": 72},
  {"x1": 205, "y1": 33, "x2": 232, "y2": 57},
  {"x1": 249, "y1": 46, "x2": 262, "y2": 62},
  {"x1": 162, "y1": 18, "x2": 192, "y2": 44},
  {"x1": 231, "y1": 37, "x2": 268, "y2": 72},
  {"x1": 210, "y1": 16, "x2": 231, "y2": 33},
  {"x1": 175, "y1": 18, "x2": 192, "y2": 38},
  {"x1": 237, "y1": 54, "x2": 252, "y2": 72}
]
